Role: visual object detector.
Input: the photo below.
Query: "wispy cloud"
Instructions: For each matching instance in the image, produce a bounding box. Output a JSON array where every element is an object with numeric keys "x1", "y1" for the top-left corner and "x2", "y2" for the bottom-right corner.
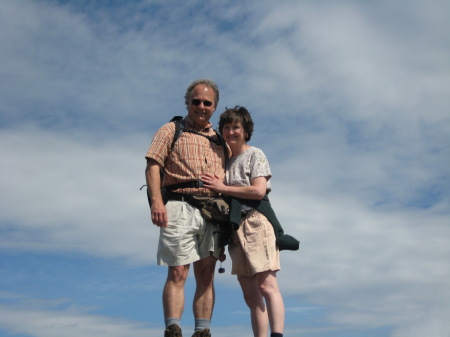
[
  {"x1": 0, "y1": 298, "x2": 156, "y2": 337},
  {"x1": 0, "y1": 126, "x2": 154, "y2": 263}
]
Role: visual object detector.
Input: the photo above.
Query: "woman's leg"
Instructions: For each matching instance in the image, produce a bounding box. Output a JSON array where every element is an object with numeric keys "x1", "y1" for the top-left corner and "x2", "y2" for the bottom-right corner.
[
  {"x1": 256, "y1": 271, "x2": 284, "y2": 334},
  {"x1": 238, "y1": 275, "x2": 269, "y2": 337}
]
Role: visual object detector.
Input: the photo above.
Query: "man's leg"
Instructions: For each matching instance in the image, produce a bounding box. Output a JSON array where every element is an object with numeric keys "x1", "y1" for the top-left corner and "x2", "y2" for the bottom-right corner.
[
  {"x1": 163, "y1": 264, "x2": 190, "y2": 320},
  {"x1": 192, "y1": 255, "x2": 217, "y2": 324}
]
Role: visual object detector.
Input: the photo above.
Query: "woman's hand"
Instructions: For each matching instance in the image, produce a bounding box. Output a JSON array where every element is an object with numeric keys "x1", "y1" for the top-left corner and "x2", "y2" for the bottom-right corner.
[{"x1": 201, "y1": 173, "x2": 226, "y2": 193}]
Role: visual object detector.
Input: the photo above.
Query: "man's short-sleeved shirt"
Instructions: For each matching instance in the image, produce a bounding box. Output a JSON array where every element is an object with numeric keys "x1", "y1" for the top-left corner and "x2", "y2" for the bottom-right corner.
[{"x1": 145, "y1": 115, "x2": 226, "y2": 196}]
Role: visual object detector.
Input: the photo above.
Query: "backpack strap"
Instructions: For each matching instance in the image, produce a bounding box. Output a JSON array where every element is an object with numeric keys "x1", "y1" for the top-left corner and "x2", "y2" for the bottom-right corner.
[
  {"x1": 169, "y1": 116, "x2": 184, "y2": 152},
  {"x1": 216, "y1": 131, "x2": 229, "y2": 159},
  {"x1": 168, "y1": 116, "x2": 228, "y2": 158},
  {"x1": 165, "y1": 179, "x2": 205, "y2": 191}
]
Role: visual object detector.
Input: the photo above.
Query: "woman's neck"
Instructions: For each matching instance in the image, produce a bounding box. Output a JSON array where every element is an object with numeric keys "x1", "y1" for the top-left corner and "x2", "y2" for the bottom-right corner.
[{"x1": 230, "y1": 143, "x2": 250, "y2": 156}]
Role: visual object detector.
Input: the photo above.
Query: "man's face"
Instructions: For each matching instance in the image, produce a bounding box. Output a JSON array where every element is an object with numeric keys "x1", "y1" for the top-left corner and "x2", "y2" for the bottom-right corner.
[{"x1": 187, "y1": 84, "x2": 216, "y2": 128}]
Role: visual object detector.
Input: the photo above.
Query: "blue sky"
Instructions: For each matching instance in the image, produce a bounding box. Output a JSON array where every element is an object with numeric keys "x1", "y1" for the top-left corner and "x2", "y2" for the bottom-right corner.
[{"x1": 0, "y1": 0, "x2": 449, "y2": 336}]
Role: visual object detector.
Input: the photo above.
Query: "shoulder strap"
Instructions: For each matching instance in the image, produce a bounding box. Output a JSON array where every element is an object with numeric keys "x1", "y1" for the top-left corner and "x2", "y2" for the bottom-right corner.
[
  {"x1": 168, "y1": 116, "x2": 228, "y2": 158},
  {"x1": 215, "y1": 131, "x2": 229, "y2": 159},
  {"x1": 169, "y1": 116, "x2": 184, "y2": 152}
]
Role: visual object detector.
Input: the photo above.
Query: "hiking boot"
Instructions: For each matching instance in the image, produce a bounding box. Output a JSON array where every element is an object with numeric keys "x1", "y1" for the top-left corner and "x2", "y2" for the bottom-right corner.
[
  {"x1": 164, "y1": 323, "x2": 183, "y2": 337},
  {"x1": 191, "y1": 328, "x2": 211, "y2": 337}
]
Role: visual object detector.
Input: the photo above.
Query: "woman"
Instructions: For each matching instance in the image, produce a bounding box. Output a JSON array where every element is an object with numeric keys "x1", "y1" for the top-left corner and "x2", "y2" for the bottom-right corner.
[{"x1": 202, "y1": 106, "x2": 284, "y2": 337}]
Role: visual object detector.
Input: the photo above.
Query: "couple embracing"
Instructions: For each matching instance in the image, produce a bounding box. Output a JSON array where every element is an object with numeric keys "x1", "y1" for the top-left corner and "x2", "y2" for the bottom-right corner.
[{"x1": 145, "y1": 79, "x2": 296, "y2": 337}]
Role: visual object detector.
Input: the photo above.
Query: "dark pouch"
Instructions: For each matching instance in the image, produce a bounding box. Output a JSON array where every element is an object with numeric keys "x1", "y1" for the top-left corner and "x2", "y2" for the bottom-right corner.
[
  {"x1": 189, "y1": 195, "x2": 233, "y2": 248},
  {"x1": 202, "y1": 197, "x2": 230, "y2": 223},
  {"x1": 276, "y1": 234, "x2": 300, "y2": 251},
  {"x1": 189, "y1": 195, "x2": 230, "y2": 223}
]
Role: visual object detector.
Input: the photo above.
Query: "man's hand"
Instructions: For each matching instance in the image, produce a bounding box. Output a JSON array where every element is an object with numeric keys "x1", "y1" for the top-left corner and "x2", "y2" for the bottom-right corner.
[{"x1": 151, "y1": 199, "x2": 168, "y2": 227}]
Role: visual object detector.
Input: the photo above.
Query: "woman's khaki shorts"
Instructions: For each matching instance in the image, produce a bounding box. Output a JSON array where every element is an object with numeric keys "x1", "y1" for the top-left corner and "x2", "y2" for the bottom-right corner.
[
  {"x1": 228, "y1": 209, "x2": 280, "y2": 277},
  {"x1": 157, "y1": 200, "x2": 221, "y2": 266}
]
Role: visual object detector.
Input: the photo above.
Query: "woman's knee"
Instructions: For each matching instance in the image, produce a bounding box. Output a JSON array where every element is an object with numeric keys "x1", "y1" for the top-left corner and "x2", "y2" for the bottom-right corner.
[
  {"x1": 257, "y1": 272, "x2": 280, "y2": 297},
  {"x1": 259, "y1": 283, "x2": 276, "y2": 298},
  {"x1": 243, "y1": 291, "x2": 264, "y2": 309},
  {"x1": 239, "y1": 277, "x2": 265, "y2": 309}
]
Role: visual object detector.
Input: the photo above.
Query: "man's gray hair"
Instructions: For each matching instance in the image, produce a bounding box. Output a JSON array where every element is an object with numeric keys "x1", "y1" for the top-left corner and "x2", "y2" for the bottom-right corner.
[{"x1": 184, "y1": 78, "x2": 219, "y2": 109}]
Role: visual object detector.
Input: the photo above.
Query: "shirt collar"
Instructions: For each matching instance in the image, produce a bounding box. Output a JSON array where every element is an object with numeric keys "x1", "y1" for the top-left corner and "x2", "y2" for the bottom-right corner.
[{"x1": 184, "y1": 115, "x2": 212, "y2": 132}]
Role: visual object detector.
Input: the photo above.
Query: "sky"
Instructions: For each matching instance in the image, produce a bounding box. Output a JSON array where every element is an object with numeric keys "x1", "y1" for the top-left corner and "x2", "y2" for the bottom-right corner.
[{"x1": 0, "y1": 0, "x2": 449, "y2": 336}]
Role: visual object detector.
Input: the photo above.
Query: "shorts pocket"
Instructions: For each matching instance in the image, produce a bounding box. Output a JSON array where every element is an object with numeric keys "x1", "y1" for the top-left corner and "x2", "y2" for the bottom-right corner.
[{"x1": 244, "y1": 212, "x2": 263, "y2": 243}]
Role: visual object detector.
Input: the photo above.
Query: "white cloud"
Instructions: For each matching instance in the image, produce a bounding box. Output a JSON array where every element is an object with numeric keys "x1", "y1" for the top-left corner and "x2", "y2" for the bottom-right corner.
[
  {"x1": 271, "y1": 188, "x2": 450, "y2": 335},
  {"x1": 0, "y1": 125, "x2": 157, "y2": 263},
  {"x1": 0, "y1": 299, "x2": 156, "y2": 337}
]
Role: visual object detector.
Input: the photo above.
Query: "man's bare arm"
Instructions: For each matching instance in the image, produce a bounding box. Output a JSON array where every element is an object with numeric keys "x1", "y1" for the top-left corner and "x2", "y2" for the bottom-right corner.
[{"x1": 145, "y1": 159, "x2": 168, "y2": 227}]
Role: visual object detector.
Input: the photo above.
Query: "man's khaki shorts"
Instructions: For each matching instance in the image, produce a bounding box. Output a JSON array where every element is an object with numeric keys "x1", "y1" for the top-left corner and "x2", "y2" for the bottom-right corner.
[
  {"x1": 157, "y1": 200, "x2": 221, "y2": 266},
  {"x1": 228, "y1": 209, "x2": 280, "y2": 277}
]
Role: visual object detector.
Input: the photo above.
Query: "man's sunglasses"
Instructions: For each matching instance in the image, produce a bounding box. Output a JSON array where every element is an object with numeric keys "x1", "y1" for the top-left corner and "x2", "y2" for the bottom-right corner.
[{"x1": 191, "y1": 99, "x2": 213, "y2": 107}]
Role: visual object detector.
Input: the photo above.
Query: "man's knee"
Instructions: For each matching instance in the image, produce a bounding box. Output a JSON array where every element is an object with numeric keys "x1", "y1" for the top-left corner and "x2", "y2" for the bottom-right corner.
[
  {"x1": 167, "y1": 265, "x2": 189, "y2": 284},
  {"x1": 194, "y1": 256, "x2": 216, "y2": 286}
]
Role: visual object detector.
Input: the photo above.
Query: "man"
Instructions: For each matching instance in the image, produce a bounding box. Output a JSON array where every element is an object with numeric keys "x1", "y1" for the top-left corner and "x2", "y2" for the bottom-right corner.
[{"x1": 145, "y1": 79, "x2": 226, "y2": 337}]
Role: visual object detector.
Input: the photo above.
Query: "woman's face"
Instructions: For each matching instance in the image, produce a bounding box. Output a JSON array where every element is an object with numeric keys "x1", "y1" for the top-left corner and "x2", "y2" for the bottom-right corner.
[{"x1": 221, "y1": 120, "x2": 247, "y2": 148}]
